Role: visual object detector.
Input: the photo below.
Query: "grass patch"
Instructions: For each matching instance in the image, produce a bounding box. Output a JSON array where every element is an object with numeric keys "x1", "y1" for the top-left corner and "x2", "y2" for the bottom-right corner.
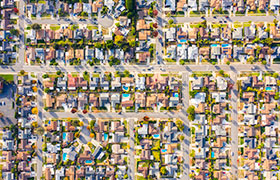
[
  {"x1": 233, "y1": 22, "x2": 243, "y2": 28},
  {"x1": 50, "y1": 25, "x2": 60, "y2": 31},
  {"x1": 92, "y1": 73, "x2": 99, "y2": 78},
  {"x1": 87, "y1": 25, "x2": 98, "y2": 30},
  {"x1": 243, "y1": 22, "x2": 251, "y2": 27},
  {"x1": 0, "y1": 74, "x2": 14, "y2": 82}
]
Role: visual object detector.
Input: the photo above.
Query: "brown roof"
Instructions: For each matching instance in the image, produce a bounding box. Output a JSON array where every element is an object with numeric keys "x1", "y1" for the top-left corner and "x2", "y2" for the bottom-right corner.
[
  {"x1": 56, "y1": 94, "x2": 67, "y2": 108},
  {"x1": 138, "y1": 30, "x2": 151, "y2": 41},
  {"x1": 46, "y1": 94, "x2": 55, "y2": 108},
  {"x1": 138, "y1": 52, "x2": 150, "y2": 63},
  {"x1": 146, "y1": 94, "x2": 157, "y2": 107},
  {"x1": 45, "y1": 48, "x2": 55, "y2": 61},
  {"x1": 136, "y1": 19, "x2": 150, "y2": 30},
  {"x1": 75, "y1": 49, "x2": 84, "y2": 59},
  {"x1": 89, "y1": 94, "x2": 99, "y2": 107},
  {"x1": 36, "y1": 29, "x2": 45, "y2": 40}
]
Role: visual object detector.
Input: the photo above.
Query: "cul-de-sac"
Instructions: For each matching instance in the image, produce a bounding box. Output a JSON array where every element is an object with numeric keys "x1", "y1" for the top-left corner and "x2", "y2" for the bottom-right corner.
[{"x1": 1, "y1": 0, "x2": 280, "y2": 180}]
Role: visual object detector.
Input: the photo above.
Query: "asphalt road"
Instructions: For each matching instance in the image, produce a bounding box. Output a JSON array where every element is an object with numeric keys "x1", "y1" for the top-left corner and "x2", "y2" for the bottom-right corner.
[
  {"x1": 174, "y1": 15, "x2": 280, "y2": 24},
  {"x1": 230, "y1": 72, "x2": 238, "y2": 179}
]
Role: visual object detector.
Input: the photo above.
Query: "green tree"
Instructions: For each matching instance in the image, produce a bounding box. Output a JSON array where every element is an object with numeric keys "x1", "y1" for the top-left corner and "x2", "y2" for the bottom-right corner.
[
  {"x1": 187, "y1": 105, "x2": 195, "y2": 121},
  {"x1": 42, "y1": 74, "x2": 49, "y2": 79},
  {"x1": 168, "y1": 19, "x2": 174, "y2": 25},
  {"x1": 31, "y1": 23, "x2": 41, "y2": 30},
  {"x1": 10, "y1": 29, "x2": 19, "y2": 36},
  {"x1": 160, "y1": 167, "x2": 167, "y2": 175},
  {"x1": 124, "y1": 70, "x2": 130, "y2": 77}
]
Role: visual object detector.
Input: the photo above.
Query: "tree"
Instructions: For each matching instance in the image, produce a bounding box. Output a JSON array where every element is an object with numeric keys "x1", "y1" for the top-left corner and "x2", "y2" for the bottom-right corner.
[
  {"x1": 90, "y1": 133, "x2": 95, "y2": 138},
  {"x1": 160, "y1": 167, "x2": 167, "y2": 175},
  {"x1": 262, "y1": 60, "x2": 267, "y2": 65},
  {"x1": 189, "y1": 90, "x2": 198, "y2": 98},
  {"x1": 82, "y1": 109, "x2": 88, "y2": 114},
  {"x1": 153, "y1": 23, "x2": 158, "y2": 29},
  {"x1": 226, "y1": 61, "x2": 230, "y2": 65},
  {"x1": 106, "y1": 40, "x2": 114, "y2": 49},
  {"x1": 153, "y1": 10, "x2": 158, "y2": 16},
  {"x1": 32, "y1": 122, "x2": 38, "y2": 128},
  {"x1": 124, "y1": 70, "x2": 130, "y2": 77},
  {"x1": 114, "y1": 35, "x2": 124, "y2": 46},
  {"x1": 44, "y1": 88, "x2": 50, "y2": 93},
  {"x1": 19, "y1": 70, "x2": 25, "y2": 76},
  {"x1": 42, "y1": 74, "x2": 49, "y2": 79},
  {"x1": 35, "y1": 126, "x2": 45, "y2": 136},
  {"x1": 32, "y1": 107, "x2": 38, "y2": 114},
  {"x1": 56, "y1": 70, "x2": 62, "y2": 76},
  {"x1": 275, "y1": 92, "x2": 279, "y2": 100},
  {"x1": 143, "y1": 116, "x2": 149, "y2": 121},
  {"x1": 168, "y1": 19, "x2": 174, "y2": 25},
  {"x1": 74, "y1": 132, "x2": 80, "y2": 138},
  {"x1": 179, "y1": 135, "x2": 185, "y2": 141},
  {"x1": 219, "y1": 70, "x2": 224, "y2": 75},
  {"x1": 274, "y1": 19, "x2": 278, "y2": 25},
  {"x1": 71, "y1": 108, "x2": 77, "y2": 113},
  {"x1": 13, "y1": 7, "x2": 19, "y2": 13},
  {"x1": 10, "y1": 29, "x2": 19, "y2": 36},
  {"x1": 187, "y1": 106, "x2": 195, "y2": 121},
  {"x1": 32, "y1": 86, "x2": 37, "y2": 92},
  {"x1": 79, "y1": 121, "x2": 84, "y2": 126},
  {"x1": 31, "y1": 23, "x2": 41, "y2": 30}
]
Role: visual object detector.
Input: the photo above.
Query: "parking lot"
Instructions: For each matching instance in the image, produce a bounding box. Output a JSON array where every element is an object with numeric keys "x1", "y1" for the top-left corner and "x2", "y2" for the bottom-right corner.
[{"x1": 0, "y1": 83, "x2": 16, "y2": 126}]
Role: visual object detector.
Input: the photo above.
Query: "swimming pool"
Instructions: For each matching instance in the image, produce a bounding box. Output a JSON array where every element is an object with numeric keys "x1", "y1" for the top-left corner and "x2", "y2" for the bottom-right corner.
[
  {"x1": 62, "y1": 133, "x2": 66, "y2": 140},
  {"x1": 177, "y1": 44, "x2": 182, "y2": 47},
  {"x1": 123, "y1": 85, "x2": 129, "y2": 91},
  {"x1": 153, "y1": 134, "x2": 160, "y2": 138},
  {"x1": 222, "y1": 44, "x2": 229, "y2": 47},
  {"x1": 173, "y1": 93, "x2": 179, "y2": 98},
  {"x1": 85, "y1": 160, "x2": 93, "y2": 164},
  {"x1": 211, "y1": 44, "x2": 218, "y2": 47},
  {"x1": 211, "y1": 151, "x2": 214, "y2": 158},
  {"x1": 265, "y1": 87, "x2": 272, "y2": 91},
  {"x1": 180, "y1": 39, "x2": 187, "y2": 43},
  {"x1": 123, "y1": 94, "x2": 130, "y2": 98},
  {"x1": 104, "y1": 133, "x2": 108, "y2": 141},
  {"x1": 62, "y1": 153, "x2": 67, "y2": 161},
  {"x1": 161, "y1": 149, "x2": 167, "y2": 153}
]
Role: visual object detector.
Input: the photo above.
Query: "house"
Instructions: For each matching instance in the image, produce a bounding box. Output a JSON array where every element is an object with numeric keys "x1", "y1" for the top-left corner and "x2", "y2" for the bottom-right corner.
[
  {"x1": 90, "y1": 76, "x2": 99, "y2": 90},
  {"x1": 166, "y1": 45, "x2": 176, "y2": 60},
  {"x1": 136, "y1": 19, "x2": 150, "y2": 31},
  {"x1": 244, "y1": 24, "x2": 256, "y2": 40},
  {"x1": 99, "y1": 93, "x2": 109, "y2": 108},
  {"x1": 56, "y1": 94, "x2": 67, "y2": 109},
  {"x1": 217, "y1": 76, "x2": 227, "y2": 91},
  {"x1": 199, "y1": 47, "x2": 210, "y2": 60},
  {"x1": 57, "y1": 77, "x2": 67, "y2": 90},
  {"x1": 146, "y1": 94, "x2": 157, "y2": 107},
  {"x1": 177, "y1": 44, "x2": 188, "y2": 60},
  {"x1": 165, "y1": 0, "x2": 176, "y2": 11},
  {"x1": 78, "y1": 93, "x2": 88, "y2": 110},
  {"x1": 270, "y1": 25, "x2": 280, "y2": 39},
  {"x1": 188, "y1": 0, "x2": 198, "y2": 11},
  {"x1": 157, "y1": 93, "x2": 169, "y2": 107},
  {"x1": 221, "y1": 25, "x2": 231, "y2": 41},
  {"x1": 236, "y1": 0, "x2": 245, "y2": 12},
  {"x1": 73, "y1": 2, "x2": 83, "y2": 15},
  {"x1": 111, "y1": 93, "x2": 120, "y2": 108},
  {"x1": 199, "y1": 0, "x2": 208, "y2": 11},
  {"x1": 210, "y1": 0, "x2": 221, "y2": 9},
  {"x1": 192, "y1": 77, "x2": 204, "y2": 90},
  {"x1": 138, "y1": 30, "x2": 151, "y2": 41},
  {"x1": 135, "y1": 76, "x2": 146, "y2": 90},
  {"x1": 135, "y1": 92, "x2": 146, "y2": 108},
  {"x1": 46, "y1": 94, "x2": 55, "y2": 108},
  {"x1": 188, "y1": 27, "x2": 198, "y2": 41},
  {"x1": 211, "y1": 27, "x2": 220, "y2": 40},
  {"x1": 77, "y1": 77, "x2": 88, "y2": 90},
  {"x1": 232, "y1": 27, "x2": 243, "y2": 40},
  {"x1": 211, "y1": 44, "x2": 221, "y2": 59},
  {"x1": 188, "y1": 45, "x2": 198, "y2": 61},
  {"x1": 199, "y1": 27, "x2": 209, "y2": 39},
  {"x1": 166, "y1": 27, "x2": 176, "y2": 41},
  {"x1": 136, "y1": 52, "x2": 150, "y2": 64},
  {"x1": 89, "y1": 94, "x2": 99, "y2": 107},
  {"x1": 67, "y1": 74, "x2": 77, "y2": 90},
  {"x1": 92, "y1": 0, "x2": 103, "y2": 13},
  {"x1": 247, "y1": 0, "x2": 256, "y2": 10},
  {"x1": 258, "y1": 26, "x2": 268, "y2": 39},
  {"x1": 177, "y1": 0, "x2": 187, "y2": 11}
]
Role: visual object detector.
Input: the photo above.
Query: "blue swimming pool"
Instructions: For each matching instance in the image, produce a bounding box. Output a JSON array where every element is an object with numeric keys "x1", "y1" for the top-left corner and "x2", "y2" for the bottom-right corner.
[
  {"x1": 85, "y1": 160, "x2": 93, "y2": 164},
  {"x1": 265, "y1": 87, "x2": 272, "y2": 91},
  {"x1": 63, "y1": 153, "x2": 67, "y2": 161},
  {"x1": 153, "y1": 134, "x2": 160, "y2": 138},
  {"x1": 123, "y1": 86, "x2": 129, "y2": 91},
  {"x1": 123, "y1": 93, "x2": 130, "y2": 98},
  {"x1": 104, "y1": 133, "x2": 108, "y2": 141},
  {"x1": 173, "y1": 93, "x2": 179, "y2": 98},
  {"x1": 222, "y1": 44, "x2": 229, "y2": 47},
  {"x1": 211, "y1": 151, "x2": 214, "y2": 158},
  {"x1": 62, "y1": 133, "x2": 66, "y2": 140},
  {"x1": 177, "y1": 44, "x2": 182, "y2": 47},
  {"x1": 180, "y1": 39, "x2": 187, "y2": 43},
  {"x1": 161, "y1": 149, "x2": 167, "y2": 153},
  {"x1": 211, "y1": 44, "x2": 218, "y2": 47}
]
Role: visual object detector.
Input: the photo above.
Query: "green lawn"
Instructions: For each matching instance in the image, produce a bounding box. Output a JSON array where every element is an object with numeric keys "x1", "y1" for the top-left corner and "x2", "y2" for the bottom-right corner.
[
  {"x1": 87, "y1": 25, "x2": 98, "y2": 30},
  {"x1": 0, "y1": 74, "x2": 14, "y2": 82},
  {"x1": 50, "y1": 25, "x2": 61, "y2": 31}
]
